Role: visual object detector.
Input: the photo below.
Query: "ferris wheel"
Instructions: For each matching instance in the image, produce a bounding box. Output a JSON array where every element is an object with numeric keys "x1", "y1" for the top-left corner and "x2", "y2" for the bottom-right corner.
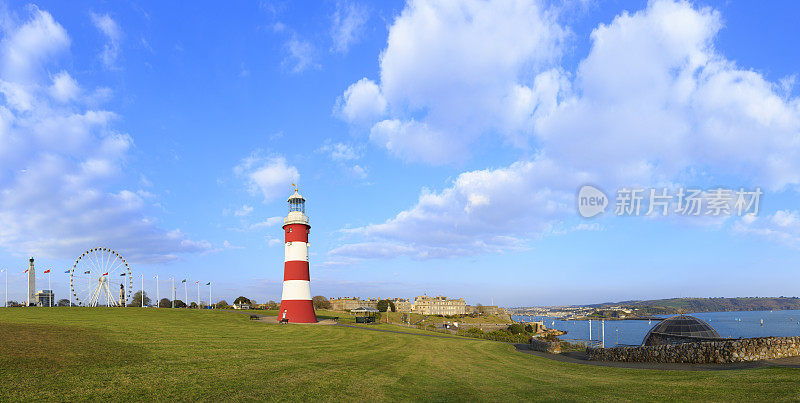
[{"x1": 70, "y1": 247, "x2": 133, "y2": 307}]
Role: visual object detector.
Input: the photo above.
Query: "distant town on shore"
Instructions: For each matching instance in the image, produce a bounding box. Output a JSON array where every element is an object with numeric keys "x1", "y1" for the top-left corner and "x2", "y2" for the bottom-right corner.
[{"x1": 510, "y1": 297, "x2": 800, "y2": 320}]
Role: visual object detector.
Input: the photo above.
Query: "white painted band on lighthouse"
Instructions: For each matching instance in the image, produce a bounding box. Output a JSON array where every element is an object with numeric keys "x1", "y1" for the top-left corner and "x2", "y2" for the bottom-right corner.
[
  {"x1": 284, "y1": 242, "x2": 309, "y2": 262},
  {"x1": 281, "y1": 280, "x2": 311, "y2": 300}
]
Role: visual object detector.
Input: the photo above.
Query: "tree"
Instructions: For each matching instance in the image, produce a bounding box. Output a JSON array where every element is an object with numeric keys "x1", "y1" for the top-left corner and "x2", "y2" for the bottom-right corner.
[
  {"x1": 216, "y1": 300, "x2": 229, "y2": 309},
  {"x1": 507, "y1": 323, "x2": 524, "y2": 334},
  {"x1": 129, "y1": 291, "x2": 152, "y2": 307},
  {"x1": 158, "y1": 298, "x2": 172, "y2": 308},
  {"x1": 377, "y1": 299, "x2": 390, "y2": 312},
  {"x1": 266, "y1": 300, "x2": 279, "y2": 310},
  {"x1": 233, "y1": 296, "x2": 251, "y2": 305},
  {"x1": 312, "y1": 296, "x2": 331, "y2": 310},
  {"x1": 389, "y1": 300, "x2": 396, "y2": 312},
  {"x1": 190, "y1": 302, "x2": 198, "y2": 309},
  {"x1": 57, "y1": 299, "x2": 70, "y2": 307},
  {"x1": 173, "y1": 299, "x2": 187, "y2": 308}
]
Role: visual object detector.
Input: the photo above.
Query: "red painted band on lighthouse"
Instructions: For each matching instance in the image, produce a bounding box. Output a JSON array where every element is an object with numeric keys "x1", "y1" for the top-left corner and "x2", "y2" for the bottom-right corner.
[
  {"x1": 283, "y1": 223, "x2": 310, "y2": 242},
  {"x1": 278, "y1": 299, "x2": 317, "y2": 323},
  {"x1": 283, "y1": 261, "x2": 310, "y2": 281}
]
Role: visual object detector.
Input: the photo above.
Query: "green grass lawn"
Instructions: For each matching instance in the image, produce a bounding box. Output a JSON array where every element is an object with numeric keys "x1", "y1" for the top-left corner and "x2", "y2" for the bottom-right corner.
[{"x1": 1, "y1": 308, "x2": 799, "y2": 401}]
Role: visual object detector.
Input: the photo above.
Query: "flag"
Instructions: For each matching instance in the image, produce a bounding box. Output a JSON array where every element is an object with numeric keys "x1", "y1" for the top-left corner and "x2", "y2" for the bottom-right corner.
[
  {"x1": 102, "y1": 272, "x2": 109, "y2": 276},
  {"x1": 64, "y1": 270, "x2": 70, "y2": 273},
  {"x1": 181, "y1": 279, "x2": 187, "y2": 283},
  {"x1": 24, "y1": 269, "x2": 29, "y2": 273},
  {"x1": 206, "y1": 282, "x2": 210, "y2": 285},
  {"x1": 195, "y1": 281, "x2": 199, "y2": 284},
  {"x1": 43, "y1": 269, "x2": 50, "y2": 273},
  {"x1": 84, "y1": 270, "x2": 90, "y2": 274},
  {"x1": 120, "y1": 273, "x2": 126, "y2": 276}
]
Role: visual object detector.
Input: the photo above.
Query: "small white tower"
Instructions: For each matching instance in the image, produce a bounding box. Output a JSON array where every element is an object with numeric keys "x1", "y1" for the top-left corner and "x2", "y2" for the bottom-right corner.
[{"x1": 27, "y1": 257, "x2": 35, "y2": 307}]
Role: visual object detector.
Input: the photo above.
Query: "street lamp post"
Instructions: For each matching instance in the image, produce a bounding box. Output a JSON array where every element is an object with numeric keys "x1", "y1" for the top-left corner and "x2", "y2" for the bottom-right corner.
[{"x1": 170, "y1": 277, "x2": 174, "y2": 308}]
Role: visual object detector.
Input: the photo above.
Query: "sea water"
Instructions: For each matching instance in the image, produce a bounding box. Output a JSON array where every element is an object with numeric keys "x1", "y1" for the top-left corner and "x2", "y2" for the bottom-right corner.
[{"x1": 511, "y1": 309, "x2": 800, "y2": 346}]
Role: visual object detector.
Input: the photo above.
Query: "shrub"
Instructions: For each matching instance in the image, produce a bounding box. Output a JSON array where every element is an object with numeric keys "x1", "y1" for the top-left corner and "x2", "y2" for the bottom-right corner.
[
  {"x1": 542, "y1": 333, "x2": 559, "y2": 342},
  {"x1": 312, "y1": 296, "x2": 331, "y2": 310}
]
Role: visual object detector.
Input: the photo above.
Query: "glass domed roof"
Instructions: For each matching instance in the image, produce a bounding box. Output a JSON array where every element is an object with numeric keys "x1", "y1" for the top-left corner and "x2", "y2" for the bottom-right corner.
[{"x1": 643, "y1": 315, "x2": 721, "y2": 345}]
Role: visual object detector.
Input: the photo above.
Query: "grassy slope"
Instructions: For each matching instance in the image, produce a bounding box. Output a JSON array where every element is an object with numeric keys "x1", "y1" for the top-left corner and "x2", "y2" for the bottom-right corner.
[
  {"x1": 1, "y1": 308, "x2": 798, "y2": 401},
  {"x1": 611, "y1": 297, "x2": 800, "y2": 313}
]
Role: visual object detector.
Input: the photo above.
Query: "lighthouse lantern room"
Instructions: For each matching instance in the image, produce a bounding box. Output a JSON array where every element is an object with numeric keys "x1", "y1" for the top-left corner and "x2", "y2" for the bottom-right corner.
[{"x1": 278, "y1": 187, "x2": 317, "y2": 323}]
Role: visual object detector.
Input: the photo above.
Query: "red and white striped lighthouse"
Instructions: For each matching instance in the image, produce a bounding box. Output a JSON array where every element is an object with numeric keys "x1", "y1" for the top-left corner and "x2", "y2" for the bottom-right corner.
[{"x1": 278, "y1": 188, "x2": 317, "y2": 323}]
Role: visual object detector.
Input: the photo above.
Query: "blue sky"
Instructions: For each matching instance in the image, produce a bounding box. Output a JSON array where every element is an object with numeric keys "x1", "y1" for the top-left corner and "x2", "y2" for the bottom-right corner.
[{"x1": 1, "y1": 0, "x2": 800, "y2": 307}]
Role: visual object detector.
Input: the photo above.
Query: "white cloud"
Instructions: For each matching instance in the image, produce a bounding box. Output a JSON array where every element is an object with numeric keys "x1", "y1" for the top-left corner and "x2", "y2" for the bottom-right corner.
[
  {"x1": 234, "y1": 205, "x2": 254, "y2": 217},
  {"x1": 0, "y1": 5, "x2": 69, "y2": 82},
  {"x1": 234, "y1": 153, "x2": 299, "y2": 202},
  {"x1": 535, "y1": 0, "x2": 800, "y2": 190},
  {"x1": 222, "y1": 240, "x2": 244, "y2": 250},
  {"x1": 336, "y1": 78, "x2": 386, "y2": 125},
  {"x1": 331, "y1": 0, "x2": 368, "y2": 54},
  {"x1": 283, "y1": 37, "x2": 317, "y2": 73},
  {"x1": 330, "y1": 156, "x2": 589, "y2": 259},
  {"x1": 319, "y1": 142, "x2": 360, "y2": 161},
  {"x1": 330, "y1": 0, "x2": 800, "y2": 261},
  {"x1": 351, "y1": 165, "x2": 367, "y2": 179},
  {"x1": 250, "y1": 216, "x2": 284, "y2": 230},
  {"x1": 369, "y1": 119, "x2": 463, "y2": 165},
  {"x1": 733, "y1": 210, "x2": 800, "y2": 248},
  {"x1": 49, "y1": 70, "x2": 79, "y2": 102},
  {"x1": 336, "y1": 0, "x2": 568, "y2": 163},
  {"x1": 90, "y1": 13, "x2": 122, "y2": 69},
  {"x1": 317, "y1": 141, "x2": 368, "y2": 179},
  {"x1": 0, "y1": 7, "x2": 209, "y2": 263}
]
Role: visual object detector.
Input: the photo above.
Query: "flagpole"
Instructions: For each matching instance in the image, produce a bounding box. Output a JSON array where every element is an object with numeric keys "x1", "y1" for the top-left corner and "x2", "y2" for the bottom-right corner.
[
  {"x1": 170, "y1": 277, "x2": 174, "y2": 308},
  {"x1": 155, "y1": 274, "x2": 159, "y2": 308},
  {"x1": 196, "y1": 282, "x2": 199, "y2": 308},
  {"x1": 48, "y1": 269, "x2": 51, "y2": 307},
  {"x1": 2, "y1": 268, "x2": 6, "y2": 308},
  {"x1": 141, "y1": 274, "x2": 144, "y2": 307},
  {"x1": 209, "y1": 282, "x2": 212, "y2": 309},
  {"x1": 184, "y1": 279, "x2": 188, "y2": 308}
]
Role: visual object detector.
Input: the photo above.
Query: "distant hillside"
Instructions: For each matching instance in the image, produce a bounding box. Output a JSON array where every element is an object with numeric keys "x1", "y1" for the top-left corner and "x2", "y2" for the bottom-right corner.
[{"x1": 599, "y1": 297, "x2": 800, "y2": 313}]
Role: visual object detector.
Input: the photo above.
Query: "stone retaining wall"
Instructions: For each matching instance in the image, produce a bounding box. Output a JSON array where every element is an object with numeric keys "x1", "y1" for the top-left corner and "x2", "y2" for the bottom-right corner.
[
  {"x1": 530, "y1": 339, "x2": 561, "y2": 354},
  {"x1": 587, "y1": 336, "x2": 800, "y2": 364}
]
